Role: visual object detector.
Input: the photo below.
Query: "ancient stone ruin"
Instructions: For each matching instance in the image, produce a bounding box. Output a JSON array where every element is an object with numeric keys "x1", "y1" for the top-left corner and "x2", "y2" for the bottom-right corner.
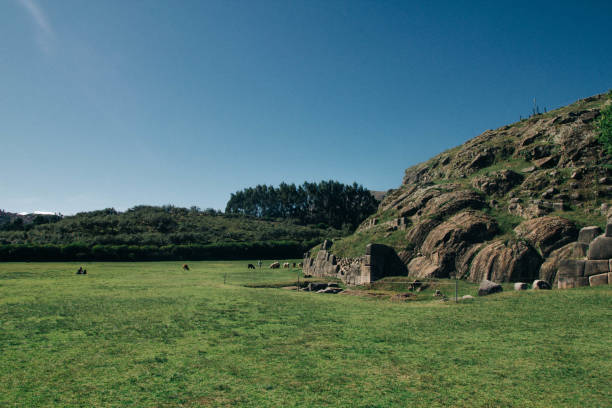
[
  {"x1": 557, "y1": 222, "x2": 612, "y2": 288},
  {"x1": 302, "y1": 241, "x2": 406, "y2": 285}
]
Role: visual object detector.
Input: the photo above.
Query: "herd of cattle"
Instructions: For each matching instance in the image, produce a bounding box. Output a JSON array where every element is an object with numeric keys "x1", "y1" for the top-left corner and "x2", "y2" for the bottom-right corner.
[
  {"x1": 247, "y1": 262, "x2": 303, "y2": 269},
  {"x1": 268, "y1": 261, "x2": 303, "y2": 269},
  {"x1": 76, "y1": 261, "x2": 302, "y2": 275}
]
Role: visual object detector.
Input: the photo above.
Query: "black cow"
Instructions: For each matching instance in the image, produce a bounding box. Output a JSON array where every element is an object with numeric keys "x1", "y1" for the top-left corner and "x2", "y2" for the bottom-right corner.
[{"x1": 248, "y1": 264, "x2": 256, "y2": 270}]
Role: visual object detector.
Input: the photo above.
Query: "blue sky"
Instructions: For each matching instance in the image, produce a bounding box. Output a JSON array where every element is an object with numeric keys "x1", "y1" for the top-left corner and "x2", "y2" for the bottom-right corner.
[{"x1": 1, "y1": 0, "x2": 611, "y2": 214}]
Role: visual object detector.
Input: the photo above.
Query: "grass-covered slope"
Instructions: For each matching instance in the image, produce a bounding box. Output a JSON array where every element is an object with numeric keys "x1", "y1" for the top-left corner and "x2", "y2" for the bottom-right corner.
[{"x1": 0, "y1": 262, "x2": 610, "y2": 407}]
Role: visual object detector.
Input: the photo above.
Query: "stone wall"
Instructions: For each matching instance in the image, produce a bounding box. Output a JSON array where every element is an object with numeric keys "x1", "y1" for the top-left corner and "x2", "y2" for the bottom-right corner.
[
  {"x1": 557, "y1": 222, "x2": 612, "y2": 288},
  {"x1": 302, "y1": 242, "x2": 407, "y2": 285}
]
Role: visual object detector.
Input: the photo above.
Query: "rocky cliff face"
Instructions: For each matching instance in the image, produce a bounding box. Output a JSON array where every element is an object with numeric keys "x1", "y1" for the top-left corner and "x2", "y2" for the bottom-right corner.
[{"x1": 327, "y1": 92, "x2": 612, "y2": 284}]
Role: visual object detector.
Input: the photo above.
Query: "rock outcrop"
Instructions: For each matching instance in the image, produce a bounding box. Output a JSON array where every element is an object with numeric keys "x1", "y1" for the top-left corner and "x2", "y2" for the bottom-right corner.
[
  {"x1": 471, "y1": 169, "x2": 523, "y2": 196},
  {"x1": 315, "y1": 92, "x2": 612, "y2": 288},
  {"x1": 468, "y1": 240, "x2": 542, "y2": 283},
  {"x1": 409, "y1": 211, "x2": 498, "y2": 278},
  {"x1": 514, "y1": 216, "x2": 578, "y2": 257}
]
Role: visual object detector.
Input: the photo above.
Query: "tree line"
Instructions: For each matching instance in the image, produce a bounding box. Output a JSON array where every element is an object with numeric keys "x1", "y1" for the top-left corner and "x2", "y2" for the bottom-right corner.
[
  {"x1": 225, "y1": 180, "x2": 378, "y2": 230},
  {"x1": 0, "y1": 240, "x2": 314, "y2": 262},
  {"x1": 0, "y1": 205, "x2": 339, "y2": 247}
]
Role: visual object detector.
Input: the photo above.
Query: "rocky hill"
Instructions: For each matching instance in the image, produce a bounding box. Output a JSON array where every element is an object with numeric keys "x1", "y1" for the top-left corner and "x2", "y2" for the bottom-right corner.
[{"x1": 306, "y1": 91, "x2": 612, "y2": 286}]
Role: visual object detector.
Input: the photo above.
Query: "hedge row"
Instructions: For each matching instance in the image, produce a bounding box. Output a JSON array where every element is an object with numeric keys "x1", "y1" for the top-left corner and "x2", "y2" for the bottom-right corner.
[{"x1": 0, "y1": 240, "x2": 316, "y2": 262}]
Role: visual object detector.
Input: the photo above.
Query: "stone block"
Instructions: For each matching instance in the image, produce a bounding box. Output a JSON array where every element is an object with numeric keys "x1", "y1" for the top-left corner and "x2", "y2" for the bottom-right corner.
[
  {"x1": 589, "y1": 273, "x2": 609, "y2": 287},
  {"x1": 361, "y1": 265, "x2": 373, "y2": 284},
  {"x1": 584, "y1": 260, "x2": 610, "y2": 277},
  {"x1": 578, "y1": 226, "x2": 602, "y2": 244},
  {"x1": 363, "y1": 255, "x2": 379, "y2": 266},
  {"x1": 557, "y1": 259, "x2": 585, "y2": 278},
  {"x1": 558, "y1": 277, "x2": 589, "y2": 289},
  {"x1": 587, "y1": 236, "x2": 612, "y2": 260}
]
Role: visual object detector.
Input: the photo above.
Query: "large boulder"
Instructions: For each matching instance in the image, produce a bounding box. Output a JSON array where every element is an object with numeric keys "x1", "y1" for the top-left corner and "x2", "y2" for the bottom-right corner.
[
  {"x1": 514, "y1": 216, "x2": 578, "y2": 257},
  {"x1": 418, "y1": 211, "x2": 498, "y2": 278},
  {"x1": 478, "y1": 279, "x2": 503, "y2": 296},
  {"x1": 468, "y1": 240, "x2": 542, "y2": 283},
  {"x1": 587, "y1": 236, "x2": 612, "y2": 260},
  {"x1": 538, "y1": 241, "x2": 589, "y2": 284}
]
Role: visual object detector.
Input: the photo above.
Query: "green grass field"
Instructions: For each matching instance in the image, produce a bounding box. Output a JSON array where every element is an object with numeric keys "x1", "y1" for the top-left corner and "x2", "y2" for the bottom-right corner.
[{"x1": 1, "y1": 261, "x2": 611, "y2": 407}]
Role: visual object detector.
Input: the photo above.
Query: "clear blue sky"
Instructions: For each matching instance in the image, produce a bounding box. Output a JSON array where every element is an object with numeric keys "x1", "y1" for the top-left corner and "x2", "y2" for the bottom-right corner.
[{"x1": 1, "y1": 0, "x2": 611, "y2": 214}]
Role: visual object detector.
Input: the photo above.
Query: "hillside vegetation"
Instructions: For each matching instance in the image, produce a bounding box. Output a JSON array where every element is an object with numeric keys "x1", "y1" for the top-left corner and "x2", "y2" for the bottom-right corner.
[
  {"x1": 0, "y1": 206, "x2": 345, "y2": 261},
  {"x1": 328, "y1": 91, "x2": 612, "y2": 283},
  {"x1": 0, "y1": 206, "x2": 339, "y2": 246}
]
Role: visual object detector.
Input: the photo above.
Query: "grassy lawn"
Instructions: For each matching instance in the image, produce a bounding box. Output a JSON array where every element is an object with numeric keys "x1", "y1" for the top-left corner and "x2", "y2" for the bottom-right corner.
[{"x1": 1, "y1": 261, "x2": 611, "y2": 407}]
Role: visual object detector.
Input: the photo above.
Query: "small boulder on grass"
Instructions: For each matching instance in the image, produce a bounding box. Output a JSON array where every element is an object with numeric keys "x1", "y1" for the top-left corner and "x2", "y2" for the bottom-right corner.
[
  {"x1": 478, "y1": 279, "x2": 503, "y2": 296},
  {"x1": 532, "y1": 280, "x2": 552, "y2": 290},
  {"x1": 514, "y1": 282, "x2": 528, "y2": 291}
]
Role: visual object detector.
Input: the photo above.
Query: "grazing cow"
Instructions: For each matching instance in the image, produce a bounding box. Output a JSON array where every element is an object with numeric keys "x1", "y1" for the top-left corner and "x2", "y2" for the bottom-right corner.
[
  {"x1": 269, "y1": 262, "x2": 280, "y2": 269},
  {"x1": 292, "y1": 262, "x2": 296, "y2": 268},
  {"x1": 247, "y1": 264, "x2": 256, "y2": 270},
  {"x1": 76, "y1": 267, "x2": 83, "y2": 275},
  {"x1": 283, "y1": 262, "x2": 290, "y2": 268},
  {"x1": 182, "y1": 264, "x2": 190, "y2": 271},
  {"x1": 298, "y1": 262, "x2": 303, "y2": 268}
]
